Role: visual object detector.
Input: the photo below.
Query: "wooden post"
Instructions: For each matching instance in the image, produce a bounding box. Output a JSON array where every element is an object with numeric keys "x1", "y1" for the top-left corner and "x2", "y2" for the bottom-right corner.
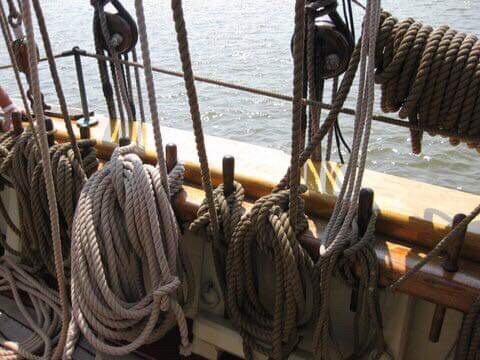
[
  {"x1": 79, "y1": 124, "x2": 91, "y2": 140},
  {"x1": 45, "y1": 118, "x2": 55, "y2": 147},
  {"x1": 429, "y1": 213, "x2": 467, "y2": 342},
  {"x1": 119, "y1": 137, "x2": 131, "y2": 147},
  {"x1": 351, "y1": 187, "x2": 374, "y2": 312},
  {"x1": 223, "y1": 155, "x2": 235, "y2": 196},
  {"x1": 11, "y1": 112, "x2": 23, "y2": 135},
  {"x1": 166, "y1": 143, "x2": 177, "y2": 173}
]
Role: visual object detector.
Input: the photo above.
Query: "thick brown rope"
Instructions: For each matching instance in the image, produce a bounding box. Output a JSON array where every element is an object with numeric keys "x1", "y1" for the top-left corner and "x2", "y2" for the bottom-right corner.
[
  {"x1": 374, "y1": 12, "x2": 480, "y2": 153},
  {"x1": 170, "y1": 0, "x2": 220, "y2": 241},
  {"x1": 226, "y1": 190, "x2": 318, "y2": 360},
  {"x1": 289, "y1": 0, "x2": 307, "y2": 230}
]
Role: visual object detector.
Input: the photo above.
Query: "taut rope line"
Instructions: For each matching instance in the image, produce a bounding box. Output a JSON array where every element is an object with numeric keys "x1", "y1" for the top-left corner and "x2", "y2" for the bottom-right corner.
[{"x1": 21, "y1": 0, "x2": 69, "y2": 357}]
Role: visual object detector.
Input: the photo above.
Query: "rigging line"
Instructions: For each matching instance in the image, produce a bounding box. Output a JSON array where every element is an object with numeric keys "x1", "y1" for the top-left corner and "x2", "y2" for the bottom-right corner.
[
  {"x1": 171, "y1": 0, "x2": 220, "y2": 240},
  {"x1": 134, "y1": 0, "x2": 171, "y2": 196},
  {"x1": 31, "y1": 0, "x2": 84, "y2": 170},
  {"x1": 21, "y1": 0, "x2": 69, "y2": 358},
  {"x1": 95, "y1": 1, "x2": 134, "y2": 139}
]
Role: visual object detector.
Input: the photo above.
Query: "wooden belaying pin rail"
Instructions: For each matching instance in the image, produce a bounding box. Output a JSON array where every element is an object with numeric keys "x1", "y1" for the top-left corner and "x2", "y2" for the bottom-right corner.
[
  {"x1": 350, "y1": 187, "x2": 374, "y2": 312},
  {"x1": 166, "y1": 143, "x2": 177, "y2": 173},
  {"x1": 223, "y1": 155, "x2": 235, "y2": 196},
  {"x1": 429, "y1": 213, "x2": 468, "y2": 343}
]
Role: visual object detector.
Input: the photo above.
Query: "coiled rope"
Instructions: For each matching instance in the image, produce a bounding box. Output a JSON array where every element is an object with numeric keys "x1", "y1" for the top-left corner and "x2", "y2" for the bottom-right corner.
[
  {"x1": 221, "y1": 1, "x2": 321, "y2": 359},
  {"x1": 226, "y1": 189, "x2": 318, "y2": 359},
  {"x1": 0, "y1": 129, "x2": 98, "y2": 275},
  {"x1": 66, "y1": 145, "x2": 190, "y2": 356},
  {"x1": 374, "y1": 12, "x2": 480, "y2": 154}
]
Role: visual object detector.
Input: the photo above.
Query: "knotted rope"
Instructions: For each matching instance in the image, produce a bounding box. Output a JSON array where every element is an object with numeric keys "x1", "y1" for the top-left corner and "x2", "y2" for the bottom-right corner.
[
  {"x1": 337, "y1": 212, "x2": 388, "y2": 358},
  {"x1": 190, "y1": 182, "x2": 245, "y2": 298},
  {"x1": 226, "y1": 190, "x2": 318, "y2": 360}
]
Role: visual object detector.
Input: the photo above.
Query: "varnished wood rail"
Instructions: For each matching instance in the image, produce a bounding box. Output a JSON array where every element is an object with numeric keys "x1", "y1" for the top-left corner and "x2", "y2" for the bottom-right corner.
[
  {"x1": 173, "y1": 183, "x2": 480, "y2": 313},
  {"x1": 42, "y1": 117, "x2": 480, "y2": 312}
]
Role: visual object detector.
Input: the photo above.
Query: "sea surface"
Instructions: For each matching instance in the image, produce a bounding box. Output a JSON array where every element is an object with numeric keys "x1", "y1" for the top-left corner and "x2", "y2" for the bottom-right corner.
[{"x1": 0, "y1": 0, "x2": 478, "y2": 193}]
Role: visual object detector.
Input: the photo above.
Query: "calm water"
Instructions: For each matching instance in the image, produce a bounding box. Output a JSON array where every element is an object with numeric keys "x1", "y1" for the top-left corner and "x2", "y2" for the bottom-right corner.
[{"x1": 0, "y1": 0, "x2": 478, "y2": 193}]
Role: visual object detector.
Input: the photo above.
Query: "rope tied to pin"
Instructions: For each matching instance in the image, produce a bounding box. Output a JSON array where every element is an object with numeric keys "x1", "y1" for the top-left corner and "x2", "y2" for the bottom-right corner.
[{"x1": 190, "y1": 181, "x2": 245, "y2": 299}]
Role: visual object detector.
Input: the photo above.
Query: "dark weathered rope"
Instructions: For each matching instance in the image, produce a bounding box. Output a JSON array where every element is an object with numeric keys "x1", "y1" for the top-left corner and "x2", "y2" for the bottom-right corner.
[
  {"x1": 289, "y1": 0, "x2": 307, "y2": 229},
  {"x1": 226, "y1": 190, "x2": 318, "y2": 360},
  {"x1": 170, "y1": 0, "x2": 220, "y2": 240},
  {"x1": 374, "y1": 12, "x2": 480, "y2": 153}
]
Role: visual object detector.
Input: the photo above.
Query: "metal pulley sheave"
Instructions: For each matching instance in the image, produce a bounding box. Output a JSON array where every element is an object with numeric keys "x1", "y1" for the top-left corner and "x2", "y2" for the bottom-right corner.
[
  {"x1": 313, "y1": 9, "x2": 354, "y2": 79},
  {"x1": 92, "y1": 0, "x2": 138, "y2": 54},
  {"x1": 292, "y1": 0, "x2": 354, "y2": 80}
]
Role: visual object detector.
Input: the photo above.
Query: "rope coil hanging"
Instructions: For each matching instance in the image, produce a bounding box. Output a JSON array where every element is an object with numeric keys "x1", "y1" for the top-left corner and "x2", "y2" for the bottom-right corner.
[
  {"x1": 226, "y1": 189, "x2": 318, "y2": 359},
  {"x1": 374, "y1": 12, "x2": 480, "y2": 154}
]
